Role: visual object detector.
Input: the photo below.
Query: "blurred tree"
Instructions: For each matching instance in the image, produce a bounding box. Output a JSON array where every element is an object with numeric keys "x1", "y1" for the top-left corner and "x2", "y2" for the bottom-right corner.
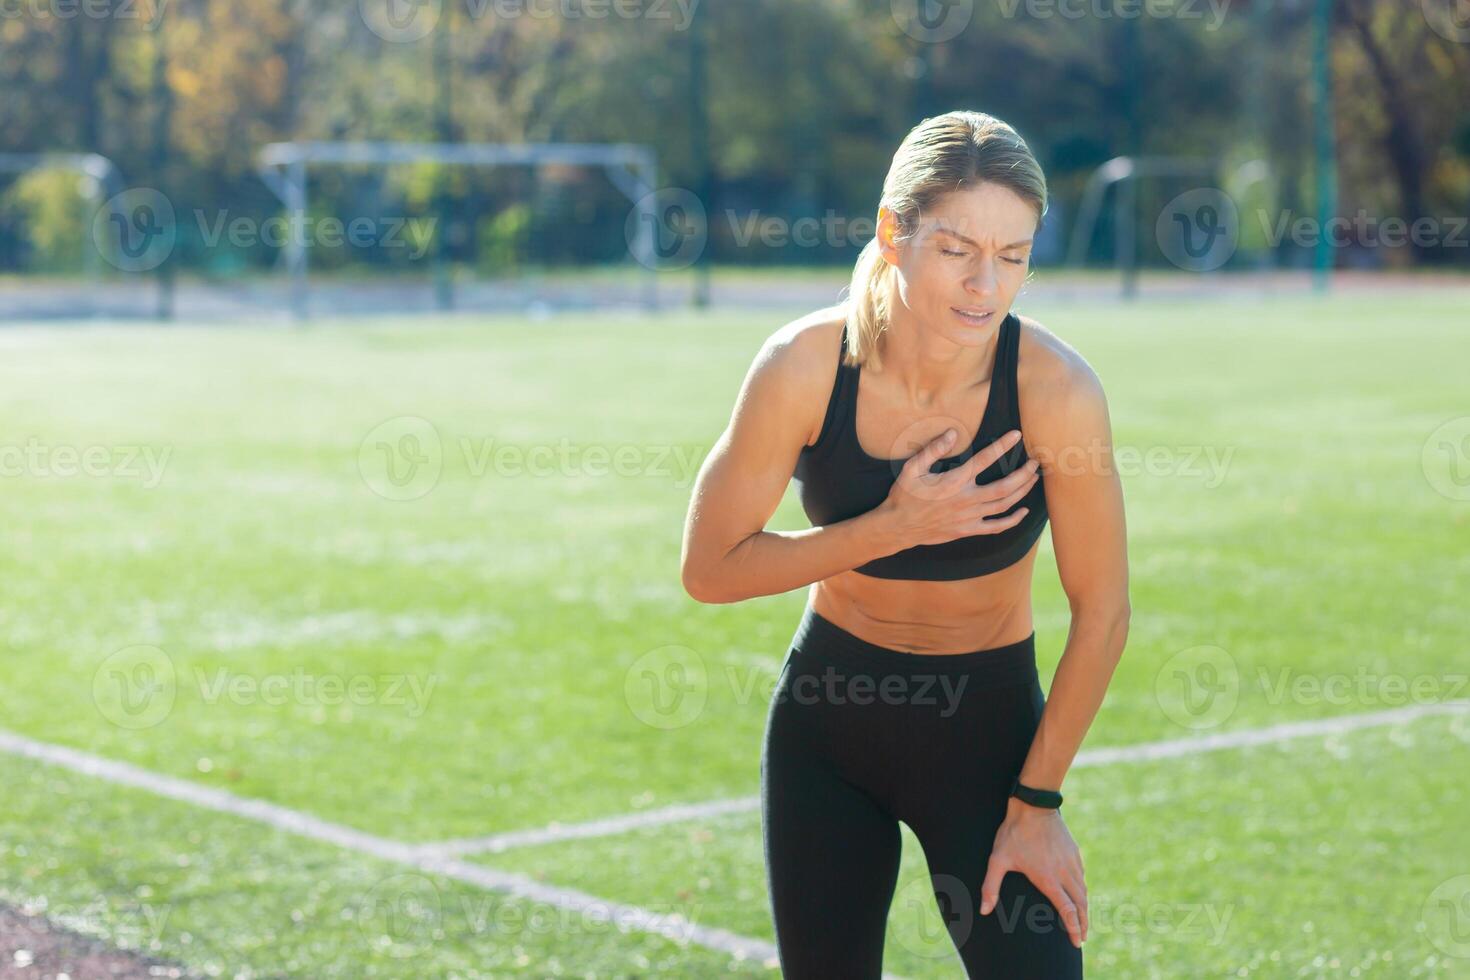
[
  {"x1": 1335, "y1": 0, "x2": 1470, "y2": 264},
  {"x1": 0, "y1": 0, "x2": 1465, "y2": 274}
]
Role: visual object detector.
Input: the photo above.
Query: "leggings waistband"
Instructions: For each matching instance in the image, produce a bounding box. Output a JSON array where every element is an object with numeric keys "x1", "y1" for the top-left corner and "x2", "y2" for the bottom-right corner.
[{"x1": 788, "y1": 605, "x2": 1038, "y2": 688}]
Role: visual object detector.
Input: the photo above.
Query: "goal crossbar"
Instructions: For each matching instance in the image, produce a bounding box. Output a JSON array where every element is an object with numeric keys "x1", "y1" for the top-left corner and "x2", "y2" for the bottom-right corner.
[
  {"x1": 256, "y1": 141, "x2": 660, "y2": 319},
  {"x1": 1066, "y1": 155, "x2": 1276, "y2": 297}
]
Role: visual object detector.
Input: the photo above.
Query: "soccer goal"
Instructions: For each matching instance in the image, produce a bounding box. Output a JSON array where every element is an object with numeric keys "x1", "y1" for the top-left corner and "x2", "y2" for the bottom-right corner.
[
  {"x1": 256, "y1": 141, "x2": 661, "y2": 320},
  {"x1": 1066, "y1": 155, "x2": 1277, "y2": 298},
  {"x1": 0, "y1": 152, "x2": 136, "y2": 318}
]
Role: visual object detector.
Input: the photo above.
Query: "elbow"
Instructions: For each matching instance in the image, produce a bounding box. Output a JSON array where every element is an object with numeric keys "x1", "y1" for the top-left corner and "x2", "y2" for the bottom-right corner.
[
  {"x1": 682, "y1": 532, "x2": 760, "y2": 605},
  {"x1": 681, "y1": 566, "x2": 715, "y2": 604},
  {"x1": 1069, "y1": 590, "x2": 1130, "y2": 627},
  {"x1": 681, "y1": 559, "x2": 732, "y2": 605},
  {"x1": 1104, "y1": 602, "x2": 1131, "y2": 650},
  {"x1": 682, "y1": 562, "x2": 753, "y2": 605},
  {"x1": 1072, "y1": 597, "x2": 1130, "y2": 649},
  {"x1": 1097, "y1": 599, "x2": 1130, "y2": 632}
]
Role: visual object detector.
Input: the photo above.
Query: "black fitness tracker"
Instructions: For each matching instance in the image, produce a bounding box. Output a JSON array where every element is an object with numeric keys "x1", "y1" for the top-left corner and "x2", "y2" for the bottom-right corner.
[{"x1": 1010, "y1": 777, "x2": 1063, "y2": 809}]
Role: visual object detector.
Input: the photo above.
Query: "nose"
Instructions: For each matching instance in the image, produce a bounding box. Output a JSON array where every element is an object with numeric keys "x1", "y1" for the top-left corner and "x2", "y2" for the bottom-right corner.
[{"x1": 963, "y1": 256, "x2": 1000, "y2": 299}]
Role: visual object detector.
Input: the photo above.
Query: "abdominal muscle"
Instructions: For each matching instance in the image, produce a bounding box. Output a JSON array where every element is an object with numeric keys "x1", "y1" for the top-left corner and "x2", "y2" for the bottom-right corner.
[{"x1": 808, "y1": 535, "x2": 1042, "y2": 654}]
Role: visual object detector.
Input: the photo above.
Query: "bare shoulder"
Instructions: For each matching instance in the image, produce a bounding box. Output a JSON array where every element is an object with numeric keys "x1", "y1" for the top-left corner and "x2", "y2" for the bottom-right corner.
[
  {"x1": 1013, "y1": 313, "x2": 1111, "y2": 440},
  {"x1": 1016, "y1": 312, "x2": 1104, "y2": 396},
  {"x1": 745, "y1": 304, "x2": 847, "y2": 447}
]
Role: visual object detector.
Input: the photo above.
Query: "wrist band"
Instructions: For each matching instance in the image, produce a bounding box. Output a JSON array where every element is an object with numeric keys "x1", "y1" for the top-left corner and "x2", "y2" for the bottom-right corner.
[{"x1": 1010, "y1": 777, "x2": 1063, "y2": 809}]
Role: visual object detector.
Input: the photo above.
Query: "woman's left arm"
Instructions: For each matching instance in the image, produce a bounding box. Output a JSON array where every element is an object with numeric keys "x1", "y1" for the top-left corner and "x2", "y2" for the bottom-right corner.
[{"x1": 978, "y1": 339, "x2": 1131, "y2": 948}]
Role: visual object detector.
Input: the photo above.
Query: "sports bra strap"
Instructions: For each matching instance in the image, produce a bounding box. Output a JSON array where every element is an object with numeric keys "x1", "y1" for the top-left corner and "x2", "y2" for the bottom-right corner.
[{"x1": 989, "y1": 312, "x2": 1021, "y2": 430}]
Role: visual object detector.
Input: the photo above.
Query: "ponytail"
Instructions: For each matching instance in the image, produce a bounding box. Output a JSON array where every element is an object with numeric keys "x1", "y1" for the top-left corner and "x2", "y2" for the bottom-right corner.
[{"x1": 843, "y1": 234, "x2": 894, "y2": 372}]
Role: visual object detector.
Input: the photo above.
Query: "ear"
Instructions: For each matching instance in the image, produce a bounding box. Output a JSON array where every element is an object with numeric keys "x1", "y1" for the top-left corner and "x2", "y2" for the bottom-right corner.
[{"x1": 875, "y1": 206, "x2": 902, "y2": 268}]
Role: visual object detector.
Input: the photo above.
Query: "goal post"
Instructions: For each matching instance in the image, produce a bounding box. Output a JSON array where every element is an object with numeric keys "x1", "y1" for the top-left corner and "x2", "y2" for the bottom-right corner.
[
  {"x1": 0, "y1": 152, "x2": 133, "y2": 316},
  {"x1": 256, "y1": 141, "x2": 661, "y2": 320},
  {"x1": 1066, "y1": 155, "x2": 1277, "y2": 299}
]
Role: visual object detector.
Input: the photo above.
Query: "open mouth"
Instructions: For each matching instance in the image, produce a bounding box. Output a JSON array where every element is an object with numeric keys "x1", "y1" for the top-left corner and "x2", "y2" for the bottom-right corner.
[{"x1": 952, "y1": 307, "x2": 995, "y2": 325}]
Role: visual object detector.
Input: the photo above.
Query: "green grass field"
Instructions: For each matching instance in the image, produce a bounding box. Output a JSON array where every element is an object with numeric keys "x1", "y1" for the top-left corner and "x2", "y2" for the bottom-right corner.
[{"x1": 1, "y1": 291, "x2": 1468, "y2": 978}]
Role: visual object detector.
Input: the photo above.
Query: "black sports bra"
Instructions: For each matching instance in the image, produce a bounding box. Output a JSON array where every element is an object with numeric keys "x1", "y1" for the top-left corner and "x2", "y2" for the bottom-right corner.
[{"x1": 791, "y1": 311, "x2": 1048, "y2": 580}]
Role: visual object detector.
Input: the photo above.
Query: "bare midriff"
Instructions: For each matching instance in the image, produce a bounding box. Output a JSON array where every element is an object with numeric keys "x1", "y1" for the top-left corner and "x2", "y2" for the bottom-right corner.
[{"x1": 808, "y1": 534, "x2": 1043, "y2": 654}]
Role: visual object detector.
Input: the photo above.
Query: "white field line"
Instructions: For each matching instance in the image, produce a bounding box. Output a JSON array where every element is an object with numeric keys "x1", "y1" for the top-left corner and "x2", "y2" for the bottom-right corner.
[
  {"x1": 420, "y1": 699, "x2": 1470, "y2": 858},
  {"x1": 3, "y1": 701, "x2": 1466, "y2": 978},
  {"x1": 1070, "y1": 699, "x2": 1469, "y2": 765},
  {"x1": 0, "y1": 729, "x2": 785, "y2": 973},
  {"x1": 426, "y1": 795, "x2": 762, "y2": 857}
]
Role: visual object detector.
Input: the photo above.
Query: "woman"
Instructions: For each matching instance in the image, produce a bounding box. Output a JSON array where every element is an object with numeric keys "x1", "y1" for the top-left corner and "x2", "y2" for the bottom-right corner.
[{"x1": 680, "y1": 110, "x2": 1129, "y2": 978}]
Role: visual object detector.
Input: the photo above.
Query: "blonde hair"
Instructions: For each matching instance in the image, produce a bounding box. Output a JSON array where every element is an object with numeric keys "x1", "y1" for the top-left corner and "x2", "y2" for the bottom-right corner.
[{"x1": 843, "y1": 110, "x2": 1048, "y2": 371}]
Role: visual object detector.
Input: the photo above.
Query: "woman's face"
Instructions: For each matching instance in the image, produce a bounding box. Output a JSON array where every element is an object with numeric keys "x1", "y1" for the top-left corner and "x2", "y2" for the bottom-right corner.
[{"x1": 878, "y1": 181, "x2": 1037, "y2": 348}]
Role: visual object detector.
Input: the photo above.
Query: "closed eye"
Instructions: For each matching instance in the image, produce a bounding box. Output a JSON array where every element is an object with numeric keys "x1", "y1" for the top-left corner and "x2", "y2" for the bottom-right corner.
[{"x1": 942, "y1": 246, "x2": 1026, "y2": 264}]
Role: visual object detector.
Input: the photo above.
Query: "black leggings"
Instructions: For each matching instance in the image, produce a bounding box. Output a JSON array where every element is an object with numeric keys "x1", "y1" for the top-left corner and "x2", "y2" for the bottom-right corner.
[{"x1": 760, "y1": 605, "x2": 1085, "y2": 979}]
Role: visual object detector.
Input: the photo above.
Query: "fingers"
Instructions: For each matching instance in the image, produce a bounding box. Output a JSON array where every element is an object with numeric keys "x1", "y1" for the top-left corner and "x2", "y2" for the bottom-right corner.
[
  {"x1": 904, "y1": 427, "x2": 958, "y2": 477},
  {"x1": 1062, "y1": 875, "x2": 1088, "y2": 947},
  {"x1": 1065, "y1": 848, "x2": 1089, "y2": 943},
  {"x1": 978, "y1": 853, "x2": 1008, "y2": 916},
  {"x1": 960, "y1": 506, "x2": 1028, "y2": 537},
  {"x1": 1038, "y1": 877, "x2": 1085, "y2": 950},
  {"x1": 955, "y1": 428, "x2": 1022, "y2": 481},
  {"x1": 974, "y1": 456, "x2": 1040, "y2": 501},
  {"x1": 969, "y1": 466, "x2": 1038, "y2": 518},
  {"x1": 984, "y1": 864, "x2": 1086, "y2": 949},
  {"x1": 1069, "y1": 874, "x2": 1089, "y2": 945}
]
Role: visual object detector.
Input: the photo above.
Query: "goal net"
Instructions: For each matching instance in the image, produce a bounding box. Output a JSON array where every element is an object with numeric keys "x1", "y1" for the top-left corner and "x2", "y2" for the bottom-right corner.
[{"x1": 256, "y1": 141, "x2": 661, "y2": 320}]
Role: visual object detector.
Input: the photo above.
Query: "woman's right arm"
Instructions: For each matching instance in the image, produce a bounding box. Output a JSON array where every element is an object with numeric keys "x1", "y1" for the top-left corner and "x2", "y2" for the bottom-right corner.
[{"x1": 679, "y1": 323, "x2": 897, "y2": 604}]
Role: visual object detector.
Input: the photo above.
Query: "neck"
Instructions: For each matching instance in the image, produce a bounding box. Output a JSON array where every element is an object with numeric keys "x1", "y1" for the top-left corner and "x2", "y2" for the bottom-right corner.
[{"x1": 878, "y1": 301, "x2": 1001, "y2": 407}]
